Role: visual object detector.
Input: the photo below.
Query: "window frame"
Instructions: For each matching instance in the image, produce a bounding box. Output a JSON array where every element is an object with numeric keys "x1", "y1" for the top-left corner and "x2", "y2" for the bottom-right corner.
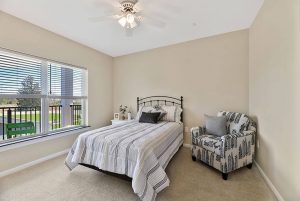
[{"x1": 0, "y1": 47, "x2": 88, "y2": 145}]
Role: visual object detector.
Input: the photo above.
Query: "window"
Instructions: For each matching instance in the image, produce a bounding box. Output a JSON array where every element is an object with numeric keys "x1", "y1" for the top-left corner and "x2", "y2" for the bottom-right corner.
[
  {"x1": 47, "y1": 63, "x2": 87, "y2": 131},
  {"x1": 0, "y1": 49, "x2": 88, "y2": 143}
]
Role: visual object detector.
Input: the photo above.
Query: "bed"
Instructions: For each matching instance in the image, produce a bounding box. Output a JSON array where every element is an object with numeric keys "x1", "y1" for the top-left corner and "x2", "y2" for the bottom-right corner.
[{"x1": 65, "y1": 96, "x2": 184, "y2": 201}]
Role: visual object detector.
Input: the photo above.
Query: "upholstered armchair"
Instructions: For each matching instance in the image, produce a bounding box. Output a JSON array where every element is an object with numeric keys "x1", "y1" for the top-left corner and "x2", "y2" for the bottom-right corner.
[{"x1": 191, "y1": 111, "x2": 256, "y2": 180}]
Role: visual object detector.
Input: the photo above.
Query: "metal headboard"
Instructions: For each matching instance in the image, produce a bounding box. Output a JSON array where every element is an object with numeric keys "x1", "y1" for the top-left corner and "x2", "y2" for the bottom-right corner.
[{"x1": 137, "y1": 96, "x2": 183, "y2": 122}]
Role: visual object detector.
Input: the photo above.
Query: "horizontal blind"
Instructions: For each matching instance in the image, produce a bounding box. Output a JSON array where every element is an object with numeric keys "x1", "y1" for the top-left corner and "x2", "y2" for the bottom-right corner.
[
  {"x1": 0, "y1": 51, "x2": 42, "y2": 97},
  {"x1": 48, "y1": 63, "x2": 86, "y2": 99}
]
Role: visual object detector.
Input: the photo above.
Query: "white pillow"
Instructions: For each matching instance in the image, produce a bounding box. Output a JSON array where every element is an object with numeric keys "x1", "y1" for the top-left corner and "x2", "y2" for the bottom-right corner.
[
  {"x1": 152, "y1": 105, "x2": 167, "y2": 120},
  {"x1": 161, "y1": 105, "x2": 182, "y2": 122}
]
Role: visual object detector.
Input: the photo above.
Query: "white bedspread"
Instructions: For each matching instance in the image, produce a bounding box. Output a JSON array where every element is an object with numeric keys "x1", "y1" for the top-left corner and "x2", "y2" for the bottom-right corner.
[{"x1": 65, "y1": 121, "x2": 183, "y2": 201}]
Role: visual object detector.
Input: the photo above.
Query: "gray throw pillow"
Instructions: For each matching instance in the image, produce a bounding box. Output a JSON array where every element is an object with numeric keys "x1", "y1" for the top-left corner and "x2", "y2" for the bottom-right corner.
[{"x1": 204, "y1": 114, "x2": 227, "y2": 136}]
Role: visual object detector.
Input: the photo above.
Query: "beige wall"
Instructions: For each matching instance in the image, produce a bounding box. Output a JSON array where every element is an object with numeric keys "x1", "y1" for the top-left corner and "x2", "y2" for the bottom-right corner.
[
  {"x1": 3, "y1": 4, "x2": 299, "y2": 200},
  {"x1": 249, "y1": 0, "x2": 300, "y2": 200},
  {"x1": 0, "y1": 11, "x2": 113, "y2": 172},
  {"x1": 113, "y1": 30, "x2": 249, "y2": 143}
]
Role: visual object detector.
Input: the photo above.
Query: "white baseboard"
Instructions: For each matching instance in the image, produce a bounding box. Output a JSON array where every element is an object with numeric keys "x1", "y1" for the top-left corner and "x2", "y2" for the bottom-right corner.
[
  {"x1": 0, "y1": 149, "x2": 69, "y2": 178},
  {"x1": 183, "y1": 143, "x2": 192, "y2": 148},
  {"x1": 254, "y1": 160, "x2": 284, "y2": 201}
]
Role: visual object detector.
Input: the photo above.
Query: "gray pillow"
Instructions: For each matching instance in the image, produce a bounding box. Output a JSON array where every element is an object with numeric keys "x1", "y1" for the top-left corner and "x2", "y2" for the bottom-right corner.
[{"x1": 204, "y1": 114, "x2": 227, "y2": 136}]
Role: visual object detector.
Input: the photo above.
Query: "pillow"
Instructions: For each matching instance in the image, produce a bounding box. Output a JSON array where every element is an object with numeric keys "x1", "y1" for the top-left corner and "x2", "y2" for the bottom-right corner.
[
  {"x1": 217, "y1": 111, "x2": 250, "y2": 134},
  {"x1": 161, "y1": 105, "x2": 183, "y2": 122},
  {"x1": 135, "y1": 106, "x2": 153, "y2": 120},
  {"x1": 152, "y1": 105, "x2": 167, "y2": 121},
  {"x1": 139, "y1": 112, "x2": 161, "y2": 124},
  {"x1": 136, "y1": 105, "x2": 167, "y2": 121},
  {"x1": 204, "y1": 114, "x2": 227, "y2": 136}
]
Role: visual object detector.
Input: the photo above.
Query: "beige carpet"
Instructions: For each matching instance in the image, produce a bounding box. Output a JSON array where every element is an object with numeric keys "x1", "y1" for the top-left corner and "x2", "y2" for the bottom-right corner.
[{"x1": 0, "y1": 147, "x2": 276, "y2": 201}]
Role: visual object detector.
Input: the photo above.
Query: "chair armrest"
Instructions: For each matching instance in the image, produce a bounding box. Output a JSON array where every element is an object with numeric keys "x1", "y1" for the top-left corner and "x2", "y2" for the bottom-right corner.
[
  {"x1": 222, "y1": 130, "x2": 255, "y2": 139},
  {"x1": 191, "y1": 126, "x2": 206, "y2": 145},
  {"x1": 220, "y1": 130, "x2": 256, "y2": 157}
]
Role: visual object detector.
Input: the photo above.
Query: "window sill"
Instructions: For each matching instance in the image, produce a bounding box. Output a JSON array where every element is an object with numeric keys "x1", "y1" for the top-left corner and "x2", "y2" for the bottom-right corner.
[{"x1": 0, "y1": 126, "x2": 91, "y2": 152}]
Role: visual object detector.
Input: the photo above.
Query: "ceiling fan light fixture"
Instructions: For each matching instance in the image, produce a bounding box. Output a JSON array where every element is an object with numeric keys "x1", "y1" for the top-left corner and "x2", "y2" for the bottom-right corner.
[
  {"x1": 118, "y1": 17, "x2": 127, "y2": 27},
  {"x1": 118, "y1": 12, "x2": 137, "y2": 29},
  {"x1": 129, "y1": 20, "x2": 137, "y2": 28},
  {"x1": 126, "y1": 13, "x2": 135, "y2": 23}
]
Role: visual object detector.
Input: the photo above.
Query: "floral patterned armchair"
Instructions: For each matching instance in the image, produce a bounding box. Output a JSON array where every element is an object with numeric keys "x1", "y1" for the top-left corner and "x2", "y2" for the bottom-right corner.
[{"x1": 191, "y1": 111, "x2": 256, "y2": 180}]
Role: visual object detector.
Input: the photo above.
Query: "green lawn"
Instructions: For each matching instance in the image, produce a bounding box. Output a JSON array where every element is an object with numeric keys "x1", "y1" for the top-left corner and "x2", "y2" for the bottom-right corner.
[
  {"x1": 1, "y1": 112, "x2": 81, "y2": 123},
  {"x1": 5, "y1": 113, "x2": 61, "y2": 122},
  {"x1": 0, "y1": 112, "x2": 81, "y2": 139},
  {"x1": 17, "y1": 113, "x2": 62, "y2": 122}
]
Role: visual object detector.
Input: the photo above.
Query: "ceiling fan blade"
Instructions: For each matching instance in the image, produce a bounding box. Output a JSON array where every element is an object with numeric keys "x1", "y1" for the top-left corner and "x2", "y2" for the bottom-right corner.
[
  {"x1": 136, "y1": 0, "x2": 180, "y2": 14},
  {"x1": 135, "y1": 0, "x2": 151, "y2": 7},
  {"x1": 141, "y1": 15, "x2": 166, "y2": 29},
  {"x1": 88, "y1": 14, "x2": 122, "y2": 22},
  {"x1": 92, "y1": 0, "x2": 121, "y2": 9},
  {"x1": 133, "y1": 3, "x2": 142, "y2": 13}
]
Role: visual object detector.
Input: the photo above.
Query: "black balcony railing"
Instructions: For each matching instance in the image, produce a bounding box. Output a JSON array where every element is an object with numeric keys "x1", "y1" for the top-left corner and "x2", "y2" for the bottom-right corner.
[
  {"x1": 49, "y1": 105, "x2": 62, "y2": 130},
  {"x1": 0, "y1": 104, "x2": 82, "y2": 141},
  {"x1": 0, "y1": 106, "x2": 41, "y2": 140},
  {"x1": 70, "y1": 105, "x2": 82, "y2": 126}
]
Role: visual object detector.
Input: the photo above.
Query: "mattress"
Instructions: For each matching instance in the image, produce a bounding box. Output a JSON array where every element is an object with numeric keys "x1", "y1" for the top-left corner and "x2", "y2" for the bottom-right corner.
[{"x1": 65, "y1": 121, "x2": 183, "y2": 201}]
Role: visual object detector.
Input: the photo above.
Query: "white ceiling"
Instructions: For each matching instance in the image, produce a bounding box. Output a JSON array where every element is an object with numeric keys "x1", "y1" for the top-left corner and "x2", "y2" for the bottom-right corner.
[{"x1": 0, "y1": 0, "x2": 263, "y2": 57}]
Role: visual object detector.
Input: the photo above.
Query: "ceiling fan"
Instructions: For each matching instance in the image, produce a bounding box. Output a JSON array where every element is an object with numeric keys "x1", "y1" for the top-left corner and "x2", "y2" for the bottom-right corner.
[
  {"x1": 89, "y1": 0, "x2": 166, "y2": 36},
  {"x1": 117, "y1": 0, "x2": 140, "y2": 29}
]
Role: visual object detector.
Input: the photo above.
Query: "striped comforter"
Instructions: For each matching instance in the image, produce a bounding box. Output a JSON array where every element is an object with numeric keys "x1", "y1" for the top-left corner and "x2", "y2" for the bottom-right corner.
[{"x1": 65, "y1": 121, "x2": 183, "y2": 201}]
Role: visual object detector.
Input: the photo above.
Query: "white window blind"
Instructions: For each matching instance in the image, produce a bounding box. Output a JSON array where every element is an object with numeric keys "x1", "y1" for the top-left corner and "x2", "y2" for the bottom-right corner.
[
  {"x1": 0, "y1": 51, "x2": 42, "y2": 98},
  {"x1": 48, "y1": 63, "x2": 86, "y2": 99}
]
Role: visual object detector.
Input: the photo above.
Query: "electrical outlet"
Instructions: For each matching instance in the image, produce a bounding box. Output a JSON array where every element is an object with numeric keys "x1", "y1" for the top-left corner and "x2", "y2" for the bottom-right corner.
[{"x1": 185, "y1": 126, "x2": 189, "y2": 133}]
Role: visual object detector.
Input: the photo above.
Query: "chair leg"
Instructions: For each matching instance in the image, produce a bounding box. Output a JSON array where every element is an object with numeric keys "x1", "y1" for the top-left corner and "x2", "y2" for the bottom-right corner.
[
  {"x1": 247, "y1": 163, "x2": 253, "y2": 169},
  {"x1": 192, "y1": 155, "x2": 196, "y2": 161},
  {"x1": 222, "y1": 173, "x2": 228, "y2": 180}
]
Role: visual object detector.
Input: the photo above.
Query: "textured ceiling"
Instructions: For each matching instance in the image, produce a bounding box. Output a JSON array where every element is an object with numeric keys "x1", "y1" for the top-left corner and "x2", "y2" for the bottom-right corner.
[{"x1": 0, "y1": 0, "x2": 264, "y2": 57}]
